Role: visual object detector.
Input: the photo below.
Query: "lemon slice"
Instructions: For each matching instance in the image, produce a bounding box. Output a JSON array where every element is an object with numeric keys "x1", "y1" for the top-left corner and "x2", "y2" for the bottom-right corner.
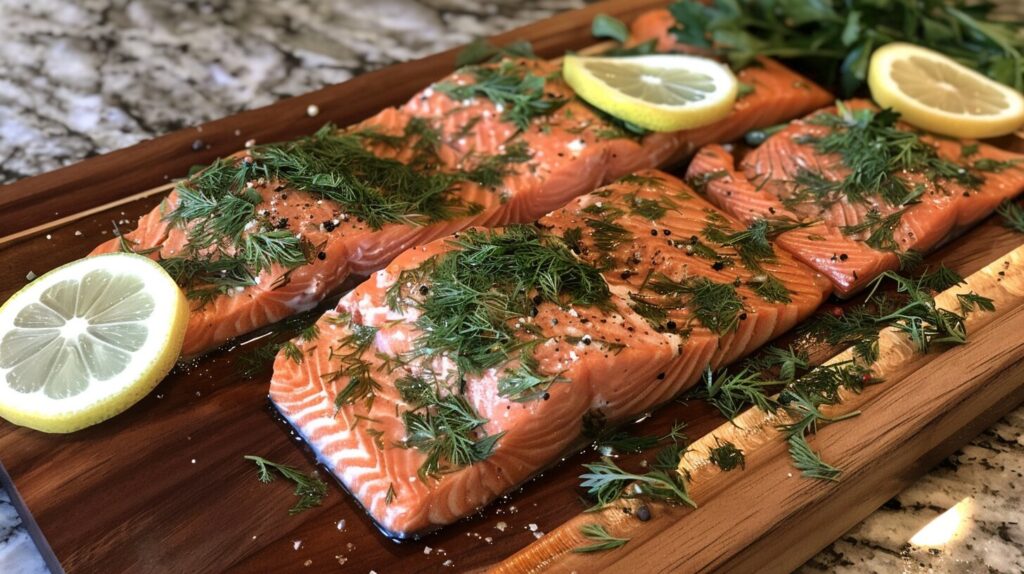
[
  {"x1": 563, "y1": 54, "x2": 738, "y2": 132},
  {"x1": 0, "y1": 254, "x2": 188, "y2": 433},
  {"x1": 868, "y1": 43, "x2": 1024, "y2": 138}
]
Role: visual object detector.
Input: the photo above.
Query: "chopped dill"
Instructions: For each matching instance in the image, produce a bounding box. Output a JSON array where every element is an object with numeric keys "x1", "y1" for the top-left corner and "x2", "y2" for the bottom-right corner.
[
  {"x1": 647, "y1": 275, "x2": 745, "y2": 336},
  {"x1": 238, "y1": 341, "x2": 284, "y2": 379},
  {"x1": 465, "y1": 140, "x2": 532, "y2": 188},
  {"x1": 244, "y1": 455, "x2": 328, "y2": 514},
  {"x1": 498, "y1": 346, "x2": 563, "y2": 401},
  {"x1": 839, "y1": 209, "x2": 904, "y2": 251},
  {"x1": 585, "y1": 216, "x2": 633, "y2": 252},
  {"x1": 708, "y1": 438, "x2": 745, "y2": 471},
  {"x1": 687, "y1": 169, "x2": 728, "y2": 193},
  {"x1": 388, "y1": 225, "x2": 610, "y2": 379},
  {"x1": 579, "y1": 456, "x2": 694, "y2": 512},
  {"x1": 401, "y1": 390, "x2": 505, "y2": 480},
  {"x1": 573, "y1": 523, "x2": 630, "y2": 553},
  {"x1": 385, "y1": 482, "x2": 397, "y2": 505},
  {"x1": 997, "y1": 200, "x2": 1024, "y2": 233},
  {"x1": 324, "y1": 321, "x2": 381, "y2": 411},
  {"x1": 436, "y1": 60, "x2": 566, "y2": 130},
  {"x1": 800, "y1": 103, "x2": 982, "y2": 208},
  {"x1": 695, "y1": 366, "x2": 781, "y2": 421},
  {"x1": 750, "y1": 274, "x2": 792, "y2": 304}
]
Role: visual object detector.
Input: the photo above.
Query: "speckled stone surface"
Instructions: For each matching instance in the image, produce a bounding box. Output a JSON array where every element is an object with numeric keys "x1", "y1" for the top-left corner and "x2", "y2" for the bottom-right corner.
[{"x1": 0, "y1": 1, "x2": 1022, "y2": 573}]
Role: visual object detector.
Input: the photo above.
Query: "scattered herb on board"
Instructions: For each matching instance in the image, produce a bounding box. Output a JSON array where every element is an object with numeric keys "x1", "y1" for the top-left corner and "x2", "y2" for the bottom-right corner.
[
  {"x1": 244, "y1": 455, "x2": 328, "y2": 514},
  {"x1": 997, "y1": 200, "x2": 1024, "y2": 233},
  {"x1": 387, "y1": 225, "x2": 610, "y2": 383},
  {"x1": 696, "y1": 366, "x2": 781, "y2": 421},
  {"x1": 667, "y1": 0, "x2": 1024, "y2": 94},
  {"x1": 694, "y1": 268, "x2": 996, "y2": 479},
  {"x1": 573, "y1": 523, "x2": 630, "y2": 553},
  {"x1": 580, "y1": 455, "x2": 695, "y2": 511},
  {"x1": 788, "y1": 105, "x2": 981, "y2": 222},
  {"x1": 708, "y1": 437, "x2": 745, "y2": 471},
  {"x1": 588, "y1": 418, "x2": 688, "y2": 456}
]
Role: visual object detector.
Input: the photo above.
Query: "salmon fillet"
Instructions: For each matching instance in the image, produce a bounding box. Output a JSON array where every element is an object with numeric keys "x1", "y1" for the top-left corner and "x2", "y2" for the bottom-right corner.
[
  {"x1": 268, "y1": 170, "x2": 830, "y2": 537},
  {"x1": 91, "y1": 35, "x2": 831, "y2": 357},
  {"x1": 686, "y1": 100, "x2": 1024, "y2": 296}
]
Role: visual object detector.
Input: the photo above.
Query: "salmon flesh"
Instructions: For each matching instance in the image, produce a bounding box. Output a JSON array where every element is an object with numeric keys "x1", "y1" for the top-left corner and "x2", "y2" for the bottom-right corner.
[{"x1": 268, "y1": 170, "x2": 831, "y2": 537}]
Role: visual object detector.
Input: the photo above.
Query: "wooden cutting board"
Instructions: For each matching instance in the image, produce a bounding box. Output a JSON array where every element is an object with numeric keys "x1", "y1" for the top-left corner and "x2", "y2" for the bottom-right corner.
[{"x1": 1, "y1": 1, "x2": 1022, "y2": 572}]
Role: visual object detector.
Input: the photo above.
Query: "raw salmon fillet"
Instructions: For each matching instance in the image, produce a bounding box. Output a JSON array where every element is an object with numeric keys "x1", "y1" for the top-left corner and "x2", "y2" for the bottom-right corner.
[
  {"x1": 91, "y1": 31, "x2": 831, "y2": 357},
  {"x1": 269, "y1": 170, "x2": 830, "y2": 537},
  {"x1": 686, "y1": 100, "x2": 1024, "y2": 296}
]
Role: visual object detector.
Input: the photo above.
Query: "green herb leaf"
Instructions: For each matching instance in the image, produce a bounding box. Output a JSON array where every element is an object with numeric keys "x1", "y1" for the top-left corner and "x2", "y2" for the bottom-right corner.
[
  {"x1": 244, "y1": 455, "x2": 328, "y2": 514},
  {"x1": 574, "y1": 523, "x2": 630, "y2": 553}
]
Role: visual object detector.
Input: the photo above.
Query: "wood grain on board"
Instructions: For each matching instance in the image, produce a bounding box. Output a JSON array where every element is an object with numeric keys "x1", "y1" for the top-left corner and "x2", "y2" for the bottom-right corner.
[{"x1": 0, "y1": 0, "x2": 1022, "y2": 572}]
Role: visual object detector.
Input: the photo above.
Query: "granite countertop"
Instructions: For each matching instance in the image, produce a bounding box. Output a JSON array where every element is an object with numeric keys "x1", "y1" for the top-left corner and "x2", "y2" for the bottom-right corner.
[{"x1": 0, "y1": 1, "x2": 1021, "y2": 572}]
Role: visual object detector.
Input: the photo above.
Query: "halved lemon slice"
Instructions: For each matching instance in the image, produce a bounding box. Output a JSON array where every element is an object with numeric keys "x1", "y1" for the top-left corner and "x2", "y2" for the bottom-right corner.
[
  {"x1": 868, "y1": 43, "x2": 1024, "y2": 138},
  {"x1": 563, "y1": 54, "x2": 738, "y2": 132},
  {"x1": 0, "y1": 254, "x2": 188, "y2": 433}
]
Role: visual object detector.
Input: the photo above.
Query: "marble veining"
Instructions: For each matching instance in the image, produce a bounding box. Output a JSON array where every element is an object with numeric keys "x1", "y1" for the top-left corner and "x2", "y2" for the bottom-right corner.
[
  {"x1": 0, "y1": 489, "x2": 49, "y2": 574},
  {"x1": 801, "y1": 408, "x2": 1024, "y2": 573},
  {"x1": 0, "y1": 1, "x2": 1021, "y2": 573},
  {"x1": 0, "y1": 0, "x2": 586, "y2": 183}
]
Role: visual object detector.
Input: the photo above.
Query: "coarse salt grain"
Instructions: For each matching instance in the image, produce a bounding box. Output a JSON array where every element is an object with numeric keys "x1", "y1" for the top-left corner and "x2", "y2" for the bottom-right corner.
[{"x1": 307, "y1": 104, "x2": 320, "y2": 117}]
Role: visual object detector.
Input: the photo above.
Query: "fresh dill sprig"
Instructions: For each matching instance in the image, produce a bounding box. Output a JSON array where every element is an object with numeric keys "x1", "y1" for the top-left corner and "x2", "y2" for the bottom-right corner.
[
  {"x1": 389, "y1": 225, "x2": 610, "y2": 380},
  {"x1": 573, "y1": 523, "x2": 630, "y2": 553},
  {"x1": 401, "y1": 391, "x2": 505, "y2": 480},
  {"x1": 803, "y1": 104, "x2": 981, "y2": 208},
  {"x1": 708, "y1": 437, "x2": 745, "y2": 471},
  {"x1": 497, "y1": 345, "x2": 563, "y2": 402},
  {"x1": 997, "y1": 200, "x2": 1024, "y2": 233},
  {"x1": 436, "y1": 60, "x2": 566, "y2": 130},
  {"x1": 244, "y1": 455, "x2": 328, "y2": 514},
  {"x1": 839, "y1": 209, "x2": 904, "y2": 252},
  {"x1": 696, "y1": 366, "x2": 781, "y2": 421},
  {"x1": 325, "y1": 321, "x2": 381, "y2": 411},
  {"x1": 465, "y1": 140, "x2": 532, "y2": 188},
  {"x1": 647, "y1": 275, "x2": 745, "y2": 336},
  {"x1": 600, "y1": 424, "x2": 685, "y2": 456},
  {"x1": 580, "y1": 456, "x2": 695, "y2": 512},
  {"x1": 624, "y1": 191, "x2": 679, "y2": 221},
  {"x1": 741, "y1": 345, "x2": 809, "y2": 382},
  {"x1": 802, "y1": 269, "x2": 993, "y2": 362},
  {"x1": 701, "y1": 216, "x2": 799, "y2": 302},
  {"x1": 787, "y1": 433, "x2": 842, "y2": 481},
  {"x1": 238, "y1": 341, "x2": 284, "y2": 379}
]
